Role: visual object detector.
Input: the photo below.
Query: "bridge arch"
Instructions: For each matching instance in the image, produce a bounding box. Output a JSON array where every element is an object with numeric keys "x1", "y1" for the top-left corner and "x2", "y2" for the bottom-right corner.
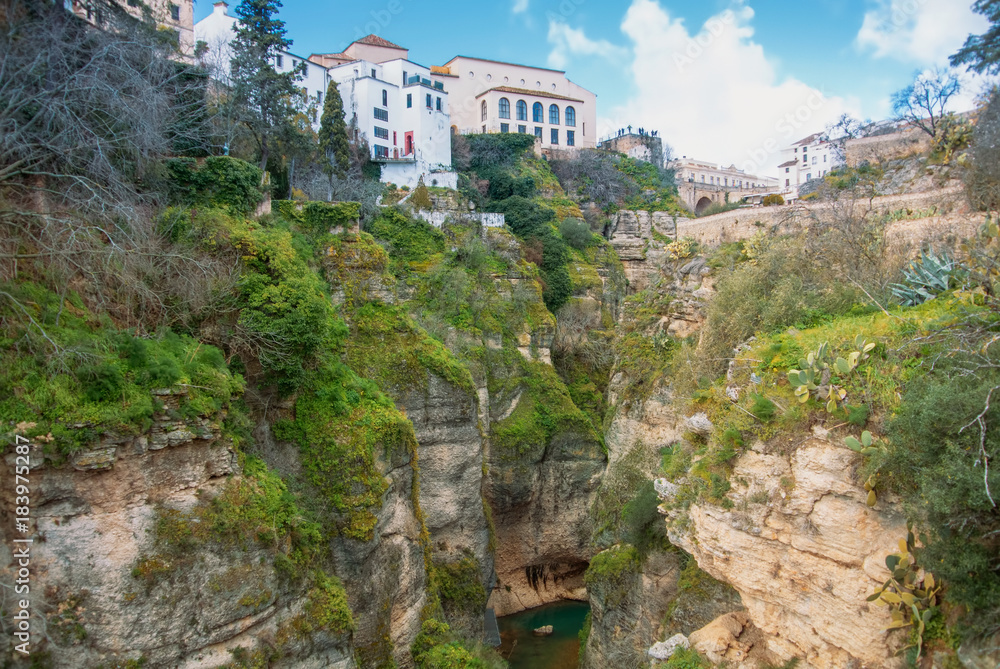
[{"x1": 695, "y1": 196, "x2": 714, "y2": 214}]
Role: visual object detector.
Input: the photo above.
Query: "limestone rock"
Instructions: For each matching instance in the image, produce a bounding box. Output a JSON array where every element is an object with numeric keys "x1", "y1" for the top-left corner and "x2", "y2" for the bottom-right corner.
[
  {"x1": 685, "y1": 412, "x2": 713, "y2": 436},
  {"x1": 670, "y1": 438, "x2": 909, "y2": 668},
  {"x1": 533, "y1": 625, "x2": 554, "y2": 636},
  {"x1": 689, "y1": 611, "x2": 779, "y2": 667},
  {"x1": 71, "y1": 447, "x2": 116, "y2": 471},
  {"x1": 648, "y1": 634, "x2": 690, "y2": 660}
]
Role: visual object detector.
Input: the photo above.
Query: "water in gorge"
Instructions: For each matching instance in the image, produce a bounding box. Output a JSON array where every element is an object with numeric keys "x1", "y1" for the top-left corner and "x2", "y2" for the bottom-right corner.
[{"x1": 498, "y1": 600, "x2": 591, "y2": 669}]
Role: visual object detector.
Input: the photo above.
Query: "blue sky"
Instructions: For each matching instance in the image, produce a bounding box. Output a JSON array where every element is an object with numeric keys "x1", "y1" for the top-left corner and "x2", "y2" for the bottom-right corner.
[{"x1": 197, "y1": 0, "x2": 991, "y2": 175}]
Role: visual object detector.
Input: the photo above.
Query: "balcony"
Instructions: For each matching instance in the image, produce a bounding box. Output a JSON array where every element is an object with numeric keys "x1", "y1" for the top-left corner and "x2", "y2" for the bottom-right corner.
[{"x1": 404, "y1": 75, "x2": 445, "y2": 92}]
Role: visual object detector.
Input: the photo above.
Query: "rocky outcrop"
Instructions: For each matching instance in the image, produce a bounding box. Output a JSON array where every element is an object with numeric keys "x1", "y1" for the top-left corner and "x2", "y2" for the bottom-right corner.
[
  {"x1": 0, "y1": 397, "x2": 354, "y2": 668},
  {"x1": 607, "y1": 210, "x2": 682, "y2": 292},
  {"x1": 485, "y1": 427, "x2": 605, "y2": 615},
  {"x1": 665, "y1": 435, "x2": 910, "y2": 668},
  {"x1": 582, "y1": 551, "x2": 681, "y2": 669},
  {"x1": 688, "y1": 611, "x2": 780, "y2": 668}
]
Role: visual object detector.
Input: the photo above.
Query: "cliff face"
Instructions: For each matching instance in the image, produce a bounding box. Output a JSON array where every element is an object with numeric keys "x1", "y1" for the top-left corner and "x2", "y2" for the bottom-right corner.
[
  {"x1": 665, "y1": 436, "x2": 909, "y2": 668},
  {"x1": 0, "y1": 395, "x2": 355, "y2": 668}
]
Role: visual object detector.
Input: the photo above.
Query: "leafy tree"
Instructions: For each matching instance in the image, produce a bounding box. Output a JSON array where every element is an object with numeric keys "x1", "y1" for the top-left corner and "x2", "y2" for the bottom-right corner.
[
  {"x1": 951, "y1": 0, "x2": 1000, "y2": 75},
  {"x1": 318, "y1": 79, "x2": 350, "y2": 180},
  {"x1": 230, "y1": 0, "x2": 303, "y2": 173},
  {"x1": 891, "y1": 68, "x2": 962, "y2": 138},
  {"x1": 966, "y1": 89, "x2": 1000, "y2": 211}
]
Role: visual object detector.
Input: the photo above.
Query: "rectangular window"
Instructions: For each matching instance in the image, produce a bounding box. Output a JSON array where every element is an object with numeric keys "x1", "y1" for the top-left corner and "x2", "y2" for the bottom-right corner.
[
  {"x1": 374, "y1": 126, "x2": 389, "y2": 140},
  {"x1": 407, "y1": 94, "x2": 412, "y2": 108},
  {"x1": 785, "y1": 167, "x2": 789, "y2": 173},
  {"x1": 534, "y1": 127, "x2": 542, "y2": 139},
  {"x1": 426, "y1": 94, "x2": 432, "y2": 108},
  {"x1": 170, "y1": 4, "x2": 179, "y2": 21},
  {"x1": 500, "y1": 123, "x2": 510, "y2": 134},
  {"x1": 373, "y1": 107, "x2": 389, "y2": 122},
  {"x1": 785, "y1": 178, "x2": 790, "y2": 187},
  {"x1": 403, "y1": 71, "x2": 407, "y2": 85},
  {"x1": 317, "y1": 91, "x2": 323, "y2": 103},
  {"x1": 812, "y1": 157, "x2": 817, "y2": 165},
  {"x1": 518, "y1": 125, "x2": 527, "y2": 134},
  {"x1": 823, "y1": 155, "x2": 827, "y2": 162},
  {"x1": 550, "y1": 128, "x2": 559, "y2": 145},
  {"x1": 567, "y1": 130, "x2": 575, "y2": 146},
  {"x1": 375, "y1": 145, "x2": 389, "y2": 158},
  {"x1": 371, "y1": 68, "x2": 377, "y2": 78},
  {"x1": 436, "y1": 97, "x2": 442, "y2": 111},
  {"x1": 276, "y1": 54, "x2": 284, "y2": 68},
  {"x1": 806, "y1": 173, "x2": 812, "y2": 181}
]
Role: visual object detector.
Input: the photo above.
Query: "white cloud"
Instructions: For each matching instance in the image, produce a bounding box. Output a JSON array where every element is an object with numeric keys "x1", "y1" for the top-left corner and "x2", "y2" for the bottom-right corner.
[
  {"x1": 606, "y1": 0, "x2": 855, "y2": 176},
  {"x1": 857, "y1": 0, "x2": 989, "y2": 66},
  {"x1": 512, "y1": 0, "x2": 529, "y2": 14},
  {"x1": 547, "y1": 21, "x2": 628, "y2": 70}
]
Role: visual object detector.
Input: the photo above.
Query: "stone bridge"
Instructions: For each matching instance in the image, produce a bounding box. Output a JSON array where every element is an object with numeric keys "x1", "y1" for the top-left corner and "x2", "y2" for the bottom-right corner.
[{"x1": 677, "y1": 181, "x2": 775, "y2": 214}]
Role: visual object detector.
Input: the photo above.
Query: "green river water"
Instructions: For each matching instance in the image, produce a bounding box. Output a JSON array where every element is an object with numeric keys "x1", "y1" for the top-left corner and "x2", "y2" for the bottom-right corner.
[{"x1": 498, "y1": 600, "x2": 591, "y2": 669}]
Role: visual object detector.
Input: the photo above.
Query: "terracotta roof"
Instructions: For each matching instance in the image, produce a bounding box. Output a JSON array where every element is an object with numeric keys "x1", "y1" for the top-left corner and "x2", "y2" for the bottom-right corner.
[
  {"x1": 475, "y1": 86, "x2": 584, "y2": 103},
  {"x1": 445, "y1": 55, "x2": 565, "y2": 74},
  {"x1": 793, "y1": 132, "x2": 825, "y2": 146},
  {"x1": 354, "y1": 34, "x2": 406, "y2": 50},
  {"x1": 778, "y1": 160, "x2": 798, "y2": 168}
]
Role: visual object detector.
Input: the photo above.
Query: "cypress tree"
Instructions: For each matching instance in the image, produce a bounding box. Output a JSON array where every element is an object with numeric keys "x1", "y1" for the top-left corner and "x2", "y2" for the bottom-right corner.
[{"x1": 318, "y1": 79, "x2": 350, "y2": 179}]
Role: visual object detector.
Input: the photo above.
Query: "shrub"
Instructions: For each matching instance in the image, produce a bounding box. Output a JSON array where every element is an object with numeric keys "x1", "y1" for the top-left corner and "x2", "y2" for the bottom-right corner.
[
  {"x1": 466, "y1": 133, "x2": 536, "y2": 172},
  {"x1": 166, "y1": 156, "x2": 264, "y2": 216},
  {"x1": 301, "y1": 201, "x2": 361, "y2": 233},
  {"x1": 410, "y1": 180, "x2": 433, "y2": 210},
  {"x1": 621, "y1": 480, "x2": 669, "y2": 553},
  {"x1": 879, "y1": 362, "x2": 1000, "y2": 635},
  {"x1": 762, "y1": 194, "x2": 785, "y2": 206},
  {"x1": 559, "y1": 218, "x2": 595, "y2": 250}
]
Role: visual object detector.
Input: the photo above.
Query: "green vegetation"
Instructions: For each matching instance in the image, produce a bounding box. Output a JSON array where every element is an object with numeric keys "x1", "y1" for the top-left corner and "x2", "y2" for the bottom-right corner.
[
  {"x1": 166, "y1": 156, "x2": 265, "y2": 216},
  {"x1": 0, "y1": 284, "x2": 242, "y2": 455},
  {"x1": 584, "y1": 544, "x2": 641, "y2": 607},
  {"x1": 411, "y1": 619, "x2": 507, "y2": 669},
  {"x1": 133, "y1": 455, "x2": 323, "y2": 586},
  {"x1": 432, "y1": 554, "x2": 487, "y2": 617}
]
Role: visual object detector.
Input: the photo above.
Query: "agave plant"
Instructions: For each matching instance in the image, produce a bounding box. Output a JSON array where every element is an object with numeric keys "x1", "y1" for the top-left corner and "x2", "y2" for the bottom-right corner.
[{"x1": 890, "y1": 249, "x2": 954, "y2": 307}]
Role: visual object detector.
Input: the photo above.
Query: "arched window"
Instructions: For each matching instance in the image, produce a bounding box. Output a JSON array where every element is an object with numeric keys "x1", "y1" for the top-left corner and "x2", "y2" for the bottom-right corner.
[
  {"x1": 481, "y1": 100, "x2": 487, "y2": 122},
  {"x1": 382, "y1": 89, "x2": 388, "y2": 107},
  {"x1": 516, "y1": 100, "x2": 528, "y2": 121},
  {"x1": 565, "y1": 106, "x2": 576, "y2": 127},
  {"x1": 549, "y1": 104, "x2": 560, "y2": 125},
  {"x1": 499, "y1": 97, "x2": 510, "y2": 119},
  {"x1": 533, "y1": 102, "x2": 543, "y2": 123}
]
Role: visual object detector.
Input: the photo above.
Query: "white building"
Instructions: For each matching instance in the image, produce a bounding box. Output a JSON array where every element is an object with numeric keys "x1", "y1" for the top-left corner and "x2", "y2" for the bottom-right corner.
[
  {"x1": 196, "y1": 11, "x2": 455, "y2": 189},
  {"x1": 671, "y1": 157, "x2": 779, "y2": 190},
  {"x1": 195, "y1": 2, "x2": 329, "y2": 130},
  {"x1": 432, "y1": 56, "x2": 598, "y2": 152},
  {"x1": 70, "y1": 0, "x2": 195, "y2": 60},
  {"x1": 326, "y1": 55, "x2": 455, "y2": 188},
  {"x1": 777, "y1": 133, "x2": 841, "y2": 198}
]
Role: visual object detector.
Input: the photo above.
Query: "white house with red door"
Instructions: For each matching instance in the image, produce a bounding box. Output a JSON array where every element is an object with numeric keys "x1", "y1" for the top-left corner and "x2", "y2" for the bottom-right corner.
[{"x1": 323, "y1": 41, "x2": 455, "y2": 189}]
